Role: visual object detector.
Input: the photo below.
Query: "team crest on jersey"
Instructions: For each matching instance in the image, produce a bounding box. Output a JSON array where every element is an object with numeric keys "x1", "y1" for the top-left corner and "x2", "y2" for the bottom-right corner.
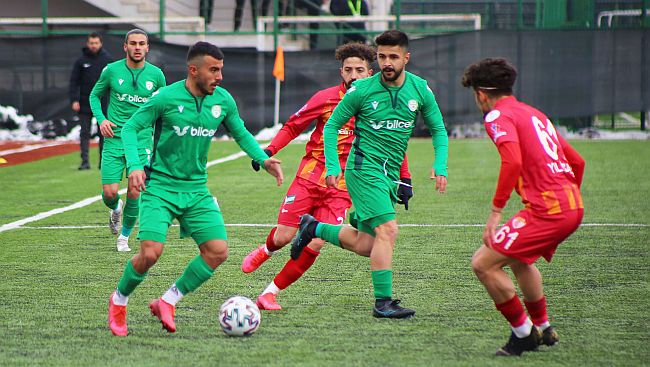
[
  {"x1": 408, "y1": 99, "x2": 418, "y2": 112},
  {"x1": 371, "y1": 101, "x2": 379, "y2": 110},
  {"x1": 118, "y1": 79, "x2": 124, "y2": 86},
  {"x1": 146, "y1": 81, "x2": 154, "y2": 91},
  {"x1": 512, "y1": 216, "x2": 527, "y2": 229},
  {"x1": 490, "y1": 122, "x2": 507, "y2": 142},
  {"x1": 284, "y1": 195, "x2": 295, "y2": 204},
  {"x1": 485, "y1": 110, "x2": 500, "y2": 122},
  {"x1": 211, "y1": 105, "x2": 222, "y2": 118}
]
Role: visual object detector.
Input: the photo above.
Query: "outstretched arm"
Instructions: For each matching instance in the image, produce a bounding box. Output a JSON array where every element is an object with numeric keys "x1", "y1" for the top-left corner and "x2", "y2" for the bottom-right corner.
[
  {"x1": 224, "y1": 94, "x2": 283, "y2": 186},
  {"x1": 421, "y1": 86, "x2": 448, "y2": 193}
]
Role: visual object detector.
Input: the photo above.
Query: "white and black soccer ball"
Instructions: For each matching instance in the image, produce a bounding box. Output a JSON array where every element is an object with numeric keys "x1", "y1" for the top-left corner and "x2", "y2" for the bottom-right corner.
[{"x1": 219, "y1": 296, "x2": 261, "y2": 336}]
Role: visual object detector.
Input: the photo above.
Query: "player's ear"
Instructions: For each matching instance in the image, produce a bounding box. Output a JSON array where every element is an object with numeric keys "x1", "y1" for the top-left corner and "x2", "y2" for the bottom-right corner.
[
  {"x1": 404, "y1": 52, "x2": 410, "y2": 65},
  {"x1": 368, "y1": 68, "x2": 373, "y2": 76}
]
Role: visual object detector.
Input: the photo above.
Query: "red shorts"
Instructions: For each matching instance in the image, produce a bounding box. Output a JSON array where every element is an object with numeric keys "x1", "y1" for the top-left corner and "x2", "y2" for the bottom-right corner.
[
  {"x1": 491, "y1": 208, "x2": 584, "y2": 265},
  {"x1": 277, "y1": 177, "x2": 352, "y2": 228}
]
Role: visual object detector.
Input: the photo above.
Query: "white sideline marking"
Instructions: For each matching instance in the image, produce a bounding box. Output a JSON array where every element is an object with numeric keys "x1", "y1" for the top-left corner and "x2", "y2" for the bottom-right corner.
[
  {"x1": 0, "y1": 141, "x2": 67, "y2": 155},
  {"x1": 11, "y1": 223, "x2": 649, "y2": 230},
  {"x1": 0, "y1": 151, "x2": 250, "y2": 234}
]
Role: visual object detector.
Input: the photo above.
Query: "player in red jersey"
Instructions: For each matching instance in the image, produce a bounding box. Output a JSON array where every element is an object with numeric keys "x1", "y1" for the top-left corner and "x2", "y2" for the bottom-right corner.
[
  {"x1": 462, "y1": 58, "x2": 586, "y2": 356},
  {"x1": 243, "y1": 43, "x2": 412, "y2": 311}
]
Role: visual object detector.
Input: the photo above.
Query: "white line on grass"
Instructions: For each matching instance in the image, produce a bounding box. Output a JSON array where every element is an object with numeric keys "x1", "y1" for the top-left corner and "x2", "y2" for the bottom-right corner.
[
  {"x1": 0, "y1": 150, "x2": 250, "y2": 233},
  {"x1": 12, "y1": 223, "x2": 649, "y2": 230},
  {"x1": 0, "y1": 141, "x2": 68, "y2": 155}
]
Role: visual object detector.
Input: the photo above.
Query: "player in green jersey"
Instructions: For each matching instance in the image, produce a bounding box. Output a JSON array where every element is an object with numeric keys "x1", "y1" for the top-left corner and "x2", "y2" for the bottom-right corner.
[
  {"x1": 291, "y1": 30, "x2": 449, "y2": 319},
  {"x1": 107, "y1": 42, "x2": 283, "y2": 336},
  {"x1": 90, "y1": 29, "x2": 166, "y2": 252}
]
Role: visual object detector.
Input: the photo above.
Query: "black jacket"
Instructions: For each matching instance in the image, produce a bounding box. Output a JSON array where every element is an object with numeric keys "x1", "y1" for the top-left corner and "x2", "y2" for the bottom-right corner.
[
  {"x1": 330, "y1": 0, "x2": 369, "y2": 35},
  {"x1": 69, "y1": 47, "x2": 113, "y2": 114}
]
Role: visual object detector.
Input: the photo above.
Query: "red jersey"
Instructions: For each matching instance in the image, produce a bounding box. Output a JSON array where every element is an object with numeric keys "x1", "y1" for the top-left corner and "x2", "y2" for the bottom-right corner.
[
  {"x1": 267, "y1": 83, "x2": 353, "y2": 190},
  {"x1": 267, "y1": 83, "x2": 411, "y2": 191},
  {"x1": 485, "y1": 96, "x2": 583, "y2": 216}
]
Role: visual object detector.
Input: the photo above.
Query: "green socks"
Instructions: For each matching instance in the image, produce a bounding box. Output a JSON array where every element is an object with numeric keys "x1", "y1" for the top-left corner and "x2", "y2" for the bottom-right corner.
[
  {"x1": 117, "y1": 260, "x2": 147, "y2": 297},
  {"x1": 371, "y1": 269, "x2": 393, "y2": 300},
  {"x1": 175, "y1": 255, "x2": 215, "y2": 295},
  {"x1": 121, "y1": 197, "x2": 139, "y2": 237},
  {"x1": 315, "y1": 223, "x2": 342, "y2": 247},
  {"x1": 102, "y1": 192, "x2": 120, "y2": 210}
]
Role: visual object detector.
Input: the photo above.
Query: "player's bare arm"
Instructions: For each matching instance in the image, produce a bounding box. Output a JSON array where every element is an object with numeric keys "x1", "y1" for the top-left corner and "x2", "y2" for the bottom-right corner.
[{"x1": 263, "y1": 157, "x2": 284, "y2": 186}]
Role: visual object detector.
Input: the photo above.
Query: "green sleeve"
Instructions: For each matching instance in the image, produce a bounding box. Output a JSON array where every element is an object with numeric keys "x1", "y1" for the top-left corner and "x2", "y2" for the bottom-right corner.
[
  {"x1": 90, "y1": 67, "x2": 110, "y2": 122},
  {"x1": 223, "y1": 94, "x2": 268, "y2": 166},
  {"x1": 324, "y1": 87, "x2": 359, "y2": 177},
  {"x1": 122, "y1": 93, "x2": 164, "y2": 171},
  {"x1": 158, "y1": 70, "x2": 167, "y2": 88},
  {"x1": 421, "y1": 86, "x2": 449, "y2": 177}
]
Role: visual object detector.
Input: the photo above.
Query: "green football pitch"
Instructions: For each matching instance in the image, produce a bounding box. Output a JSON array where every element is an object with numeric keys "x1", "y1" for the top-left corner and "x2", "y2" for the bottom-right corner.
[{"x1": 1, "y1": 139, "x2": 648, "y2": 366}]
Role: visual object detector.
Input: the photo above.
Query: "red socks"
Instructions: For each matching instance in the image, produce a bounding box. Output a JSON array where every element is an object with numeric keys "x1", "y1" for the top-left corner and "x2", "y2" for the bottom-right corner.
[
  {"x1": 495, "y1": 295, "x2": 528, "y2": 328},
  {"x1": 274, "y1": 246, "x2": 319, "y2": 289},
  {"x1": 265, "y1": 227, "x2": 281, "y2": 252},
  {"x1": 524, "y1": 296, "x2": 549, "y2": 326}
]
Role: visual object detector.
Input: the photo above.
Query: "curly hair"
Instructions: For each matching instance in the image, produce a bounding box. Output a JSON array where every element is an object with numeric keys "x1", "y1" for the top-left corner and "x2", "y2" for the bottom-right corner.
[
  {"x1": 461, "y1": 58, "x2": 517, "y2": 97},
  {"x1": 335, "y1": 42, "x2": 376, "y2": 65}
]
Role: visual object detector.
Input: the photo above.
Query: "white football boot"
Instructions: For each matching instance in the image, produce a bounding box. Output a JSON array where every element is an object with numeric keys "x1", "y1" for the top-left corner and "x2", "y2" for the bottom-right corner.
[
  {"x1": 109, "y1": 199, "x2": 123, "y2": 235},
  {"x1": 116, "y1": 234, "x2": 131, "y2": 252}
]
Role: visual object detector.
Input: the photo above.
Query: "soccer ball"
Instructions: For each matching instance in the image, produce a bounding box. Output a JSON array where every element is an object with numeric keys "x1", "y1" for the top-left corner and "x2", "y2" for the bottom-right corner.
[{"x1": 219, "y1": 296, "x2": 261, "y2": 336}]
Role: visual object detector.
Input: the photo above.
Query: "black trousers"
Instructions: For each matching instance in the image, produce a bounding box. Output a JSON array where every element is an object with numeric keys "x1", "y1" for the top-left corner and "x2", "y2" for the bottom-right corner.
[{"x1": 79, "y1": 113, "x2": 103, "y2": 167}]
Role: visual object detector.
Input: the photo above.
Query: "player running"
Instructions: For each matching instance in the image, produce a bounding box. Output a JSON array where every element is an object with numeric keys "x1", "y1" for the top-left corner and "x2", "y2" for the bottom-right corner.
[
  {"x1": 291, "y1": 30, "x2": 449, "y2": 319},
  {"x1": 462, "y1": 58, "x2": 585, "y2": 356},
  {"x1": 90, "y1": 29, "x2": 166, "y2": 252},
  {"x1": 107, "y1": 42, "x2": 283, "y2": 336},
  {"x1": 241, "y1": 43, "x2": 413, "y2": 311}
]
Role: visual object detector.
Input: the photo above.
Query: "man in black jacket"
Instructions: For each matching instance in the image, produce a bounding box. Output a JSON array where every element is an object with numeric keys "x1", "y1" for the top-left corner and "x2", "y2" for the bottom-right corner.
[
  {"x1": 330, "y1": 0, "x2": 369, "y2": 44},
  {"x1": 69, "y1": 32, "x2": 113, "y2": 170}
]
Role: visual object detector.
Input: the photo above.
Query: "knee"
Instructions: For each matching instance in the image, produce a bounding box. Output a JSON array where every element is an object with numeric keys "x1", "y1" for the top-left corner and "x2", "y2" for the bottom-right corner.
[
  {"x1": 103, "y1": 188, "x2": 118, "y2": 201},
  {"x1": 375, "y1": 222, "x2": 398, "y2": 243},
  {"x1": 140, "y1": 246, "x2": 162, "y2": 267},
  {"x1": 471, "y1": 252, "x2": 489, "y2": 280},
  {"x1": 201, "y1": 241, "x2": 229, "y2": 266}
]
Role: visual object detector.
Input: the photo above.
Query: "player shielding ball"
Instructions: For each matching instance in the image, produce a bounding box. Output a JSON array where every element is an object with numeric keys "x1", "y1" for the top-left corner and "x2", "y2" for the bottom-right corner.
[
  {"x1": 462, "y1": 58, "x2": 585, "y2": 356},
  {"x1": 241, "y1": 43, "x2": 412, "y2": 311},
  {"x1": 291, "y1": 30, "x2": 449, "y2": 318},
  {"x1": 107, "y1": 42, "x2": 283, "y2": 337}
]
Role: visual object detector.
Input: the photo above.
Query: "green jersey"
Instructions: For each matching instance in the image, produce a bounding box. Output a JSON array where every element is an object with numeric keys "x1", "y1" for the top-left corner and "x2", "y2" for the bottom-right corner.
[
  {"x1": 121, "y1": 80, "x2": 269, "y2": 192},
  {"x1": 324, "y1": 72, "x2": 448, "y2": 180},
  {"x1": 89, "y1": 59, "x2": 166, "y2": 142}
]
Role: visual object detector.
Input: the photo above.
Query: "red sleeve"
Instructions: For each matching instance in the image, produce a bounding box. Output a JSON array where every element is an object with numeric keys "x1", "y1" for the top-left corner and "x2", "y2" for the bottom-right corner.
[
  {"x1": 492, "y1": 141, "x2": 522, "y2": 209},
  {"x1": 558, "y1": 134, "x2": 585, "y2": 188},
  {"x1": 266, "y1": 92, "x2": 326, "y2": 155},
  {"x1": 399, "y1": 155, "x2": 411, "y2": 179}
]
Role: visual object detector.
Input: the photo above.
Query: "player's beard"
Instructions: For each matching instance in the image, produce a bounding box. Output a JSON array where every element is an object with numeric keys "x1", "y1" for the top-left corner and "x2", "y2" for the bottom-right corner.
[
  {"x1": 381, "y1": 66, "x2": 402, "y2": 82},
  {"x1": 197, "y1": 75, "x2": 216, "y2": 95},
  {"x1": 127, "y1": 51, "x2": 145, "y2": 64}
]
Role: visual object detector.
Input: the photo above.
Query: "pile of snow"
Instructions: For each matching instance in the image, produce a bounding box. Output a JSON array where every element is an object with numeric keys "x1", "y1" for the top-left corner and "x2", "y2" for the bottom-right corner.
[{"x1": 0, "y1": 105, "x2": 40, "y2": 141}]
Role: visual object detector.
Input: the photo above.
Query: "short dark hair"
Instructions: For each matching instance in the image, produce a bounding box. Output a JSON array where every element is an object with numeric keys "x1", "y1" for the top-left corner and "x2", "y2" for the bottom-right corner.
[
  {"x1": 461, "y1": 58, "x2": 517, "y2": 97},
  {"x1": 335, "y1": 42, "x2": 376, "y2": 66},
  {"x1": 87, "y1": 32, "x2": 102, "y2": 41},
  {"x1": 375, "y1": 30, "x2": 409, "y2": 50},
  {"x1": 124, "y1": 28, "x2": 148, "y2": 44},
  {"x1": 187, "y1": 41, "x2": 224, "y2": 63}
]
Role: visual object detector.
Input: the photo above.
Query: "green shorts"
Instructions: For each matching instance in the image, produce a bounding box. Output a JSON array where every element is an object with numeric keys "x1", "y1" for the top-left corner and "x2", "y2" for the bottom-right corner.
[
  {"x1": 101, "y1": 138, "x2": 151, "y2": 185},
  {"x1": 345, "y1": 169, "x2": 397, "y2": 236},
  {"x1": 138, "y1": 186, "x2": 227, "y2": 245}
]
